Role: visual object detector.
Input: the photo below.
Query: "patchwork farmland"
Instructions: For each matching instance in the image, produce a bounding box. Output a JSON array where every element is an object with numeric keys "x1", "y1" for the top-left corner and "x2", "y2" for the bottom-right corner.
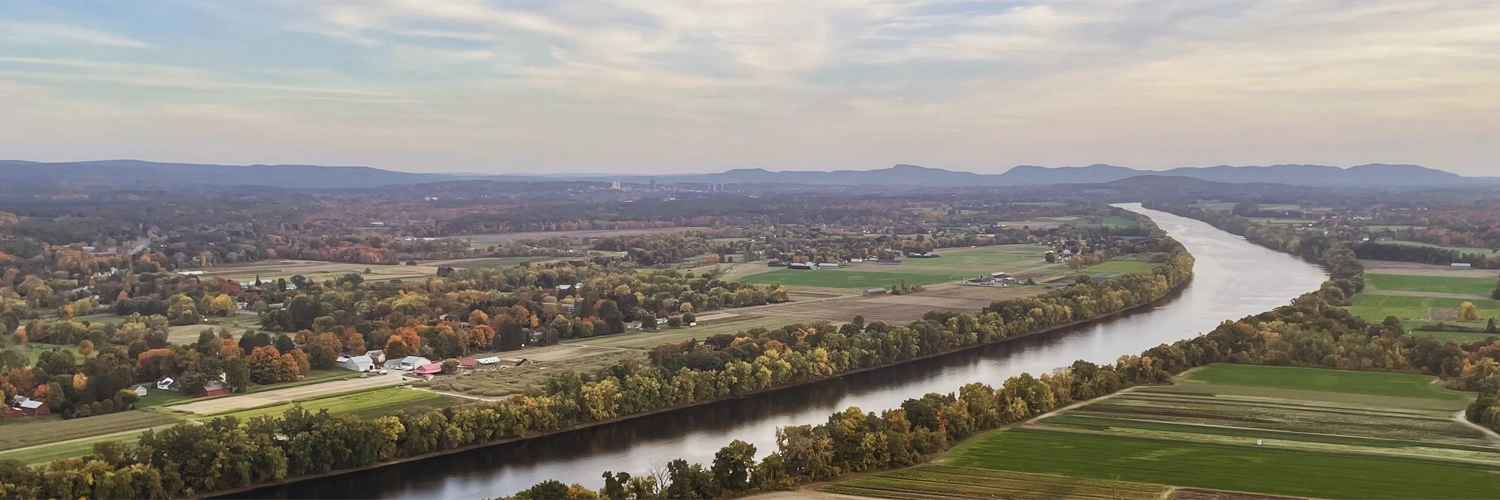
[
  {"x1": 1345, "y1": 266, "x2": 1500, "y2": 341},
  {"x1": 826, "y1": 364, "x2": 1500, "y2": 500}
]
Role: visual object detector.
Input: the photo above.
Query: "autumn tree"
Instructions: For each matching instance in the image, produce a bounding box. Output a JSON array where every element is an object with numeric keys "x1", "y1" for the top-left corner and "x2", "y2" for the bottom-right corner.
[
  {"x1": 77, "y1": 339, "x2": 94, "y2": 357},
  {"x1": 306, "y1": 332, "x2": 344, "y2": 370},
  {"x1": 1460, "y1": 301, "x2": 1482, "y2": 322}
]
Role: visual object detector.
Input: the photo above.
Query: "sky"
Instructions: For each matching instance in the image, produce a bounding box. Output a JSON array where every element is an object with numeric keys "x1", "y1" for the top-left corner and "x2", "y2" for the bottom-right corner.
[{"x1": 1, "y1": 0, "x2": 1498, "y2": 176}]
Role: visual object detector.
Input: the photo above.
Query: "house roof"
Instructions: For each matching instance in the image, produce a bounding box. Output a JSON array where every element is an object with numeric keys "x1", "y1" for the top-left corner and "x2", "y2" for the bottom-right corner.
[
  {"x1": 460, "y1": 358, "x2": 479, "y2": 366},
  {"x1": 18, "y1": 399, "x2": 43, "y2": 409},
  {"x1": 413, "y1": 362, "x2": 444, "y2": 375}
]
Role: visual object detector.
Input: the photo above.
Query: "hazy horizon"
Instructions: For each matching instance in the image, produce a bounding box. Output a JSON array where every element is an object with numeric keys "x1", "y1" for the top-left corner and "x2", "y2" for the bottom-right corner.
[{"x1": 3, "y1": 0, "x2": 1498, "y2": 175}]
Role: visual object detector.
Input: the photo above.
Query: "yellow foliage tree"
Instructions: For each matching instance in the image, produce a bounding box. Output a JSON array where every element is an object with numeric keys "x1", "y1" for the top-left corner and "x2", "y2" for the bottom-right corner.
[
  {"x1": 1460, "y1": 301, "x2": 1481, "y2": 322},
  {"x1": 77, "y1": 339, "x2": 94, "y2": 357}
]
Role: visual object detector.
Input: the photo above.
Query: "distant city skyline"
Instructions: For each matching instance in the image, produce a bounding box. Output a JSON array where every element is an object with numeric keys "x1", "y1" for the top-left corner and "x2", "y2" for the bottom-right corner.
[{"x1": 2, "y1": 1, "x2": 1497, "y2": 176}]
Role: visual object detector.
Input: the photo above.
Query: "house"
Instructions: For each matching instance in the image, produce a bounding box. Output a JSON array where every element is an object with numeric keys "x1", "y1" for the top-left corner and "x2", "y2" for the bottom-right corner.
[
  {"x1": 863, "y1": 288, "x2": 888, "y2": 296},
  {"x1": 365, "y1": 350, "x2": 386, "y2": 364},
  {"x1": 787, "y1": 262, "x2": 815, "y2": 270},
  {"x1": 129, "y1": 384, "x2": 149, "y2": 397},
  {"x1": 203, "y1": 380, "x2": 231, "y2": 397},
  {"x1": 1452, "y1": 263, "x2": 1474, "y2": 269},
  {"x1": 413, "y1": 362, "x2": 444, "y2": 376},
  {"x1": 156, "y1": 377, "x2": 182, "y2": 392},
  {"x1": 384, "y1": 356, "x2": 433, "y2": 371},
  {"x1": 817, "y1": 262, "x2": 840, "y2": 269},
  {"x1": 341, "y1": 355, "x2": 375, "y2": 372}
]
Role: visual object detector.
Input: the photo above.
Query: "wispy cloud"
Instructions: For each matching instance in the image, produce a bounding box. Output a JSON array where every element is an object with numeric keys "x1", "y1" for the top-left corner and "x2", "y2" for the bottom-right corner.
[{"x1": 0, "y1": 20, "x2": 151, "y2": 48}]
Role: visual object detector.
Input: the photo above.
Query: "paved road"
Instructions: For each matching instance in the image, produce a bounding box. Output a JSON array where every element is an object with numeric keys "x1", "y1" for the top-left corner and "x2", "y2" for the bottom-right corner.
[{"x1": 169, "y1": 374, "x2": 410, "y2": 416}]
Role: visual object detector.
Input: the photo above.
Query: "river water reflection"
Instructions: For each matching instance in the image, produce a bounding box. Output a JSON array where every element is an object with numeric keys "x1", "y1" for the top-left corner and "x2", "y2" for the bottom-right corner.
[{"x1": 230, "y1": 204, "x2": 1327, "y2": 499}]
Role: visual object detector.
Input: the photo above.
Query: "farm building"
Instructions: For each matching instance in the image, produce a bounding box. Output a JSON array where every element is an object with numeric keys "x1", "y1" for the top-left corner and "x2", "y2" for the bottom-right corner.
[
  {"x1": 129, "y1": 384, "x2": 149, "y2": 397},
  {"x1": 341, "y1": 355, "x2": 375, "y2": 372},
  {"x1": 1452, "y1": 263, "x2": 1473, "y2": 269},
  {"x1": 990, "y1": 271, "x2": 1010, "y2": 279},
  {"x1": 459, "y1": 358, "x2": 479, "y2": 368},
  {"x1": 477, "y1": 357, "x2": 502, "y2": 365},
  {"x1": 384, "y1": 356, "x2": 432, "y2": 371},
  {"x1": 817, "y1": 262, "x2": 840, "y2": 269},
  {"x1": 413, "y1": 362, "x2": 444, "y2": 376},
  {"x1": 788, "y1": 262, "x2": 815, "y2": 270},
  {"x1": 203, "y1": 380, "x2": 231, "y2": 397},
  {"x1": 863, "y1": 288, "x2": 888, "y2": 296},
  {"x1": 156, "y1": 377, "x2": 183, "y2": 392},
  {"x1": 1, "y1": 397, "x2": 49, "y2": 419},
  {"x1": 871, "y1": 259, "x2": 901, "y2": 265},
  {"x1": 365, "y1": 350, "x2": 386, "y2": 364}
]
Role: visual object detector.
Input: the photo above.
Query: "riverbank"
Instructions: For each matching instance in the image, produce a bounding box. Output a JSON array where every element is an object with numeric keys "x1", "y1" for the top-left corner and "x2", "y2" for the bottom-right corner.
[{"x1": 210, "y1": 271, "x2": 1193, "y2": 499}]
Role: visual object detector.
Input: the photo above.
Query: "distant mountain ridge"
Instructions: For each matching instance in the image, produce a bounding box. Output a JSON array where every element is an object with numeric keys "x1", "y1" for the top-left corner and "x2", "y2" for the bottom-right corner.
[{"x1": 0, "y1": 159, "x2": 1488, "y2": 189}]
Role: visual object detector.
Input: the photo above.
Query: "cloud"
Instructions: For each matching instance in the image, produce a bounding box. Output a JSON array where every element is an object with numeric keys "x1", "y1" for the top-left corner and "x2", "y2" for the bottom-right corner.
[{"x1": 0, "y1": 20, "x2": 150, "y2": 48}]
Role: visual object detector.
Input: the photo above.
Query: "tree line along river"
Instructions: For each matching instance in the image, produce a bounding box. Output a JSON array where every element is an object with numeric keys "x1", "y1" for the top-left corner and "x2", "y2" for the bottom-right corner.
[{"x1": 224, "y1": 205, "x2": 1329, "y2": 499}]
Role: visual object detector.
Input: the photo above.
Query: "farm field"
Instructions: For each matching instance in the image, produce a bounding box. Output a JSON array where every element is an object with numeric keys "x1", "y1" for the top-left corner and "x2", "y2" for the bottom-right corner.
[
  {"x1": 449, "y1": 227, "x2": 710, "y2": 247},
  {"x1": 193, "y1": 259, "x2": 442, "y2": 283},
  {"x1": 739, "y1": 268, "x2": 974, "y2": 290},
  {"x1": 1346, "y1": 294, "x2": 1500, "y2": 327},
  {"x1": 1359, "y1": 260, "x2": 1500, "y2": 278},
  {"x1": 422, "y1": 349, "x2": 643, "y2": 399},
  {"x1": 823, "y1": 465, "x2": 1168, "y2": 500},
  {"x1": 911, "y1": 364, "x2": 1500, "y2": 500},
  {"x1": 209, "y1": 386, "x2": 458, "y2": 423},
  {"x1": 0, "y1": 411, "x2": 179, "y2": 453},
  {"x1": 1079, "y1": 260, "x2": 1159, "y2": 277},
  {"x1": 0, "y1": 430, "x2": 160, "y2": 466},
  {"x1": 446, "y1": 256, "x2": 563, "y2": 270},
  {"x1": 163, "y1": 372, "x2": 408, "y2": 416},
  {"x1": 1379, "y1": 240, "x2": 1498, "y2": 256},
  {"x1": 570, "y1": 316, "x2": 796, "y2": 349},
  {"x1": 899, "y1": 244, "x2": 1060, "y2": 274},
  {"x1": 1180, "y1": 363, "x2": 1469, "y2": 400},
  {"x1": 1365, "y1": 273, "x2": 1498, "y2": 297},
  {"x1": 942, "y1": 428, "x2": 1500, "y2": 500}
]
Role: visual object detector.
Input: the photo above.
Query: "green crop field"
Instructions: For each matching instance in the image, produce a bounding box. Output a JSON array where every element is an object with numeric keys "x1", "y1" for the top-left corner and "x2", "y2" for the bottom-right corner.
[
  {"x1": 569, "y1": 316, "x2": 794, "y2": 349},
  {"x1": 1411, "y1": 331, "x2": 1500, "y2": 344},
  {"x1": 0, "y1": 431, "x2": 157, "y2": 466},
  {"x1": 457, "y1": 257, "x2": 559, "y2": 270},
  {"x1": 1366, "y1": 273, "x2": 1499, "y2": 296},
  {"x1": 942, "y1": 428, "x2": 1500, "y2": 500},
  {"x1": 1379, "y1": 240, "x2": 1498, "y2": 256},
  {"x1": 1182, "y1": 364, "x2": 1467, "y2": 400},
  {"x1": 739, "y1": 268, "x2": 974, "y2": 289},
  {"x1": 1347, "y1": 294, "x2": 1500, "y2": 323},
  {"x1": 824, "y1": 465, "x2": 1167, "y2": 500},
  {"x1": 210, "y1": 386, "x2": 458, "y2": 423},
  {"x1": 896, "y1": 244, "x2": 1059, "y2": 271},
  {"x1": 423, "y1": 350, "x2": 645, "y2": 398},
  {"x1": 1079, "y1": 261, "x2": 1159, "y2": 276},
  {"x1": 0, "y1": 411, "x2": 179, "y2": 452}
]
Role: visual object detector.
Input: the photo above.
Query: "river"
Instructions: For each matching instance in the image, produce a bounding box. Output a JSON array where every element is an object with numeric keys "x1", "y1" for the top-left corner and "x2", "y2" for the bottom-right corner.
[{"x1": 230, "y1": 204, "x2": 1328, "y2": 499}]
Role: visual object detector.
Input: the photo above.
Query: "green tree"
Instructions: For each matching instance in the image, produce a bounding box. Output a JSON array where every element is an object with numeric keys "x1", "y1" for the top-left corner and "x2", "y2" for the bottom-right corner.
[
  {"x1": 1459, "y1": 301, "x2": 1481, "y2": 322},
  {"x1": 711, "y1": 440, "x2": 757, "y2": 493}
]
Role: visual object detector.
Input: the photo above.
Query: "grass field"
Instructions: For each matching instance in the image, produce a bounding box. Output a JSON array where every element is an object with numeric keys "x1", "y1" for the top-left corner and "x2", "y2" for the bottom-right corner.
[
  {"x1": 1380, "y1": 240, "x2": 1498, "y2": 256},
  {"x1": 456, "y1": 257, "x2": 559, "y2": 270},
  {"x1": 824, "y1": 465, "x2": 1167, "y2": 500},
  {"x1": 942, "y1": 428, "x2": 1500, "y2": 500},
  {"x1": 1411, "y1": 330, "x2": 1500, "y2": 343},
  {"x1": 209, "y1": 386, "x2": 457, "y2": 422},
  {"x1": 1181, "y1": 363, "x2": 1468, "y2": 400},
  {"x1": 569, "y1": 316, "x2": 794, "y2": 349},
  {"x1": 423, "y1": 350, "x2": 645, "y2": 398},
  {"x1": 1366, "y1": 273, "x2": 1499, "y2": 296},
  {"x1": 0, "y1": 411, "x2": 178, "y2": 452},
  {"x1": 900, "y1": 244, "x2": 1058, "y2": 272},
  {"x1": 1347, "y1": 294, "x2": 1500, "y2": 324},
  {"x1": 0, "y1": 431, "x2": 158, "y2": 466},
  {"x1": 1079, "y1": 261, "x2": 1159, "y2": 277},
  {"x1": 739, "y1": 268, "x2": 975, "y2": 290}
]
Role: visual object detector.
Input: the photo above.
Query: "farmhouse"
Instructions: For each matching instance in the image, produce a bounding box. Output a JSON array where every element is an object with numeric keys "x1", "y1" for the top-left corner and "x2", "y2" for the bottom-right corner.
[
  {"x1": 413, "y1": 362, "x2": 444, "y2": 376},
  {"x1": 156, "y1": 377, "x2": 183, "y2": 392},
  {"x1": 1, "y1": 397, "x2": 49, "y2": 419}
]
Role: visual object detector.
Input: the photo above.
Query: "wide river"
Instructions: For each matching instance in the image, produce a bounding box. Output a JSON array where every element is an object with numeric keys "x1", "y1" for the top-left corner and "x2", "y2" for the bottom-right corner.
[{"x1": 234, "y1": 205, "x2": 1328, "y2": 499}]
